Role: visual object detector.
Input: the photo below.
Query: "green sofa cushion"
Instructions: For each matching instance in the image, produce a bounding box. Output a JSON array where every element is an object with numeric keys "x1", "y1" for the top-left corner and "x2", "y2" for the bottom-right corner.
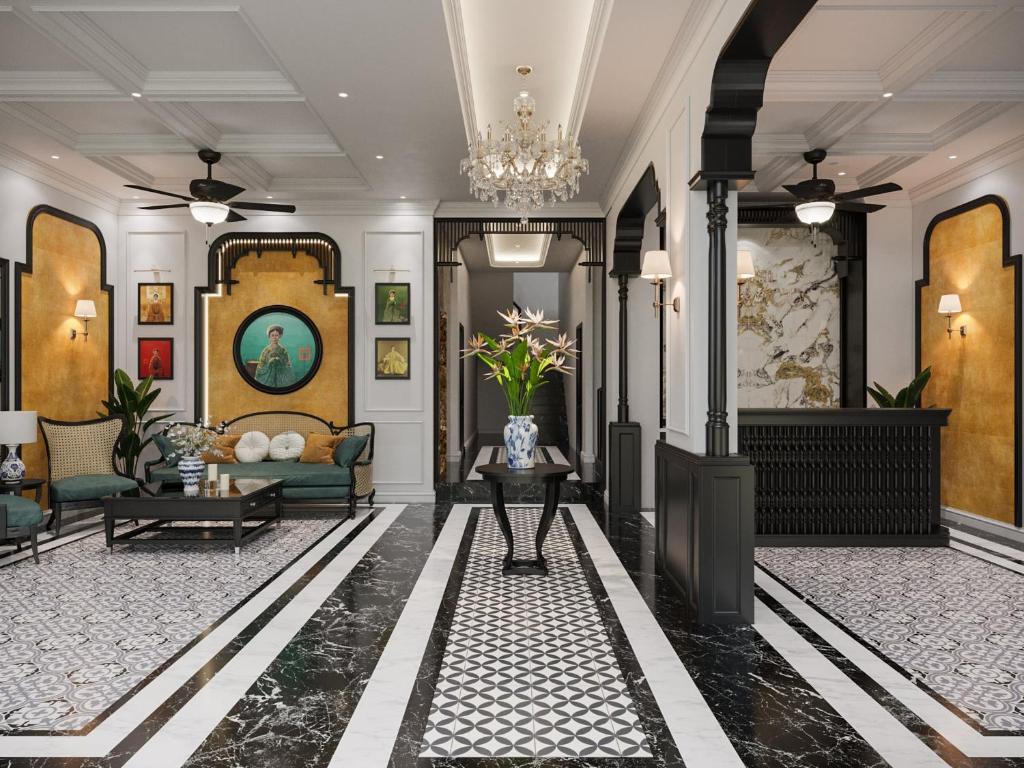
[
  {"x1": 151, "y1": 461, "x2": 351, "y2": 488},
  {"x1": 152, "y1": 433, "x2": 180, "y2": 467},
  {"x1": 50, "y1": 474, "x2": 139, "y2": 503},
  {"x1": 0, "y1": 494, "x2": 43, "y2": 528},
  {"x1": 334, "y1": 434, "x2": 369, "y2": 467}
]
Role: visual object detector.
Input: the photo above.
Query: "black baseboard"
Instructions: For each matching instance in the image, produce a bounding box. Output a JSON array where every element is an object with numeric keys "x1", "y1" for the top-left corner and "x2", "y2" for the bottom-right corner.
[{"x1": 756, "y1": 532, "x2": 948, "y2": 547}]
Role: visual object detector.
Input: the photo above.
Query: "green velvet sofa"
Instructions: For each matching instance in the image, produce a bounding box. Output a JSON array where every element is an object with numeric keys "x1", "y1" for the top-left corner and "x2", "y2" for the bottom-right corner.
[{"x1": 145, "y1": 411, "x2": 374, "y2": 518}]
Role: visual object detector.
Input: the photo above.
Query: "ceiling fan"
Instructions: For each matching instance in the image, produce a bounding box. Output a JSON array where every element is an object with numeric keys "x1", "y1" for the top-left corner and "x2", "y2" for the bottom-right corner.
[
  {"x1": 125, "y1": 148, "x2": 296, "y2": 225},
  {"x1": 781, "y1": 148, "x2": 901, "y2": 227}
]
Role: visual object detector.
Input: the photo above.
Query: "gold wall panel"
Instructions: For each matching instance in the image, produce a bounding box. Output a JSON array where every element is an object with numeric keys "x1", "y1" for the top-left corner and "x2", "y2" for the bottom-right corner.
[
  {"x1": 918, "y1": 198, "x2": 1018, "y2": 525},
  {"x1": 19, "y1": 208, "x2": 111, "y2": 505},
  {"x1": 204, "y1": 250, "x2": 350, "y2": 424}
]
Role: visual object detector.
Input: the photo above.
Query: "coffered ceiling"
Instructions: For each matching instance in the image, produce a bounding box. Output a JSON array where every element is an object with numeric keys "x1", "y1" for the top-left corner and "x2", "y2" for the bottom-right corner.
[{"x1": 752, "y1": 0, "x2": 1024, "y2": 203}]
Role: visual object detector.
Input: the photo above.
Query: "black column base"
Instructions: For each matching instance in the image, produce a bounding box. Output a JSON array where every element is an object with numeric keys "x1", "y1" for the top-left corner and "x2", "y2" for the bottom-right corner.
[
  {"x1": 655, "y1": 440, "x2": 754, "y2": 624},
  {"x1": 608, "y1": 422, "x2": 641, "y2": 515}
]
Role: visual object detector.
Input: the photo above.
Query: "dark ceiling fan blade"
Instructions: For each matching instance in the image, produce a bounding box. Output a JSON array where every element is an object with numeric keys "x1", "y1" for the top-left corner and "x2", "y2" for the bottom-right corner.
[
  {"x1": 782, "y1": 183, "x2": 810, "y2": 198},
  {"x1": 125, "y1": 184, "x2": 193, "y2": 201},
  {"x1": 226, "y1": 210, "x2": 247, "y2": 223},
  {"x1": 836, "y1": 201, "x2": 885, "y2": 213},
  {"x1": 139, "y1": 203, "x2": 190, "y2": 210},
  {"x1": 229, "y1": 201, "x2": 297, "y2": 213},
  {"x1": 834, "y1": 182, "x2": 902, "y2": 201},
  {"x1": 190, "y1": 178, "x2": 246, "y2": 201}
]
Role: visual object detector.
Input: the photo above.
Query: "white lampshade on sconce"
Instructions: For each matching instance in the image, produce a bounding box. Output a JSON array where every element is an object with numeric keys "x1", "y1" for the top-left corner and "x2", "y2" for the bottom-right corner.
[
  {"x1": 640, "y1": 250, "x2": 679, "y2": 314},
  {"x1": 737, "y1": 249, "x2": 755, "y2": 283},
  {"x1": 188, "y1": 200, "x2": 230, "y2": 225},
  {"x1": 71, "y1": 299, "x2": 97, "y2": 341},
  {"x1": 794, "y1": 200, "x2": 836, "y2": 225},
  {"x1": 938, "y1": 293, "x2": 966, "y2": 338},
  {"x1": 0, "y1": 410, "x2": 37, "y2": 483}
]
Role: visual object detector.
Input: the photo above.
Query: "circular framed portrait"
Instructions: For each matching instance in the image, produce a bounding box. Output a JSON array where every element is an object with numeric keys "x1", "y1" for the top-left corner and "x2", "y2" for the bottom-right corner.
[{"x1": 232, "y1": 305, "x2": 323, "y2": 394}]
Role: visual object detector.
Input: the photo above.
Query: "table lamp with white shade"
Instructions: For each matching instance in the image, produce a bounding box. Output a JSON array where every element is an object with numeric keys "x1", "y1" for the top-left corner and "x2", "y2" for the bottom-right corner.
[{"x1": 0, "y1": 410, "x2": 37, "y2": 483}]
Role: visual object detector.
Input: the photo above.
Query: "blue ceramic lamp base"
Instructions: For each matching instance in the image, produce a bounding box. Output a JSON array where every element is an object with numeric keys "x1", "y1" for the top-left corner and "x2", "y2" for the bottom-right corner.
[{"x1": 0, "y1": 444, "x2": 26, "y2": 484}]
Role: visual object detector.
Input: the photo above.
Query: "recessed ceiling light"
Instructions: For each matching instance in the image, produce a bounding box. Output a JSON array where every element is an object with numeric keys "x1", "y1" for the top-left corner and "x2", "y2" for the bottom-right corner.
[
  {"x1": 514, "y1": 243, "x2": 521, "y2": 248},
  {"x1": 266, "y1": 195, "x2": 273, "y2": 199},
  {"x1": 399, "y1": 195, "x2": 407, "y2": 199},
  {"x1": 338, "y1": 92, "x2": 349, "y2": 98},
  {"x1": 130, "y1": 91, "x2": 142, "y2": 98},
  {"x1": 132, "y1": 195, "x2": 139, "y2": 199},
  {"x1": 837, "y1": 171, "x2": 847, "y2": 176},
  {"x1": 948, "y1": 154, "x2": 958, "y2": 159},
  {"x1": 882, "y1": 92, "x2": 893, "y2": 98},
  {"x1": 50, "y1": 154, "x2": 60, "y2": 159},
  {"x1": 375, "y1": 154, "x2": 384, "y2": 160}
]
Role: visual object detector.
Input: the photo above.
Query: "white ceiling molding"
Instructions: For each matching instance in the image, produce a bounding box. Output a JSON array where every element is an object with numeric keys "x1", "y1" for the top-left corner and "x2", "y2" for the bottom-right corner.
[
  {"x1": 565, "y1": 0, "x2": 614, "y2": 139},
  {"x1": 0, "y1": 141, "x2": 118, "y2": 211},
  {"x1": 857, "y1": 154, "x2": 921, "y2": 187},
  {"x1": 218, "y1": 153, "x2": 270, "y2": 191},
  {"x1": 76, "y1": 133, "x2": 194, "y2": 154},
  {"x1": 0, "y1": 71, "x2": 122, "y2": 100},
  {"x1": 441, "y1": 0, "x2": 476, "y2": 144},
  {"x1": 600, "y1": 0, "x2": 722, "y2": 212},
  {"x1": 751, "y1": 134, "x2": 811, "y2": 155},
  {"x1": 143, "y1": 71, "x2": 302, "y2": 102},
  {"x1": 902, "y1": 70, "x2": 1024, "y2": 102},
  {"x1": 910, "y1": 133, "x2": 1024, "y2": 201},
  {"x1": 0, "y1": 102, "x2": 77, "y2": 144},
  {"x1": 764, "y1": 71, "x2": 882, "y2": 102},
  {"x1": 268, "y1": 177, "x2": 369, "y2": 193},
  {"x1": 434, "y1": 200, "x2": 605, "y2": 218},
  {"x1": 87, "y1": 155, "x2": 152, "y2": 186},
  {"x1": 217, "y1": 134, "x2": 343, "y2": 156},
  {"x1": 833, "y1": 133, "x2": 933, "y2": 155},
  {"x1": 930, "y1": 101, "x2": 1016, "y2": 147},
  {"x1": 752, "y1": 155, "x2": 810, "y2": 194},
  {"x1": 803, "y1": 102, "x2": 882, "y2": 151},
  {"x1": 144, "y1": 101, "x2": 221, "y2": 147}
]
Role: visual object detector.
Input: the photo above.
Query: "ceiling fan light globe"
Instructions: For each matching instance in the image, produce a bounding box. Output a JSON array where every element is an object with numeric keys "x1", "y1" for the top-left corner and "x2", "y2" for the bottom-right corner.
[
  {"x1": 189, "y1": 200, "x2": 230, "y2": 225},
  {"x1": 795, "y1": 200, "x2": 836, "y2": 225}
]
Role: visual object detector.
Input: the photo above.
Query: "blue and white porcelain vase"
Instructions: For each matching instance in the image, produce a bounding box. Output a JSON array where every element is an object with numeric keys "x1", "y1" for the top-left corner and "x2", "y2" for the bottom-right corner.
[
  {"x1": 177, "y1": 454, "x2": 206, "y2": 496},
  {"x1": 0, "y1": 444, "x2": 26, "y2": 483},
  {"x1": 503, "y1": 415, "x2": 539, "y2": 469}
]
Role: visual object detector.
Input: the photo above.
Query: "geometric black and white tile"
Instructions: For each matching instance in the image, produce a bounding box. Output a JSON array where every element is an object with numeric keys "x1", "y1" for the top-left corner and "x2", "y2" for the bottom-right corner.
[
  {"x1": 420, "y1": 506, "x2": 651, "y2": 758},
  {"x1": 757, "y1": 545, "x2": 1024, "y2": 732},
  {"x1": 0, "y1": 518, "x2": 337, "y2": 732}
]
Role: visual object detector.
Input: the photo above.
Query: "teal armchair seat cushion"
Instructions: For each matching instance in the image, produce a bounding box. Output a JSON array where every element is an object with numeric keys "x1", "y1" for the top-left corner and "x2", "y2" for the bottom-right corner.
[
  {"x1": 50, "y1": 474, "x2": 140, "y2": 503},
  {"x1": 150, "y1": 461, "x2": 351, "y2": 488},
  {"x1": 1, "y1": 494, "x2": 43, "y2": 528}
]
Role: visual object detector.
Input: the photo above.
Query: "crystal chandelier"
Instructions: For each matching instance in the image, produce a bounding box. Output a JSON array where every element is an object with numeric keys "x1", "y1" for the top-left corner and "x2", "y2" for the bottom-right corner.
[{"x1": 461, "y1": 90, "x2": 589, "y2": 222}]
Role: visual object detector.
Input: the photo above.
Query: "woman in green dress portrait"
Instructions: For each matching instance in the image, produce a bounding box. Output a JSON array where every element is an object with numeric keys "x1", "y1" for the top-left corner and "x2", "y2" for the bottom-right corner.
[{"x1": 254, "y1": 324, "x2": 296, "y2": 388}]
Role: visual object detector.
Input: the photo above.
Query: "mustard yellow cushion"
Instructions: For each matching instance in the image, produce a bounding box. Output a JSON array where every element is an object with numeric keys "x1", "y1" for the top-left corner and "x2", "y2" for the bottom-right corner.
[
  {"x1": 202, "y1": 434, "x2": 241, "y2": 464},
  {"x1": 299, "y1": 433, "x2": 343, "y2": 464}
]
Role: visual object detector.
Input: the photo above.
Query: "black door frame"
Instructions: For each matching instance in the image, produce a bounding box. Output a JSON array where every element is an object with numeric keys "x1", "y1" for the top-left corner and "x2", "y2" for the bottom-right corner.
[{"x1": 432, "y1": 217, "x2": 607, "y2": 487}]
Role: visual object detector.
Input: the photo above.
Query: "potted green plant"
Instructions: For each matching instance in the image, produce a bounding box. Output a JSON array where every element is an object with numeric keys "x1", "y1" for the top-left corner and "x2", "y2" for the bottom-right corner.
[
  {"x1": 100, "y1": 369, "x2": 172, "y2": 479},
  {"x1": 867, "y1": 367, "x2": 932, "y2": 408},
  {"x1": 462, "y1": 307, "x2": 575, "y2": 468}
]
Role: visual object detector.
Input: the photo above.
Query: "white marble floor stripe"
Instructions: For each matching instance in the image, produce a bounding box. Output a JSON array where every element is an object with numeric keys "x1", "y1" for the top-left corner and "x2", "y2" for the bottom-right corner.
[
  {"x1": 466, "y1": 447, "x2": 580, "y2": 480},
  {"x1": 756, "y1": 565, "x2": 1024, "y2": 758},
  {"x1": 753, "y1": 599, "x2": 948, "y2": 767},
  {"x1": 948, "y1": 527, "x2": 1024, "y2": 560},
  {"x1": 950, "y1": 538, "x2": 1024, "y2": 576},
  {"x1": 0, "y1": 517, "x2": 107, "y2": 567},
  {"x1": 122, "y1": 505, "x2": 406, "y2": 768},
  {"x1": 327, "y1": 505, "x2": 471, "y2": 767},
  {"x1": 640, "y1": 511, "x2": 655, "y2": 527},
  {"x1": 0, "y1": 508, "x2": 377, "y2": 758},
  {"x1": 568, "y1": 504, "x2": 745, "y2": 768}
]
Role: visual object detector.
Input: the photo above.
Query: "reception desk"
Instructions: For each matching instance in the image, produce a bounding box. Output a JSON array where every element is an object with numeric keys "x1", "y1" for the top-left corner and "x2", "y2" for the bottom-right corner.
[{"x1": 738, "y1": 408, "x2": 951, "y2": 546}]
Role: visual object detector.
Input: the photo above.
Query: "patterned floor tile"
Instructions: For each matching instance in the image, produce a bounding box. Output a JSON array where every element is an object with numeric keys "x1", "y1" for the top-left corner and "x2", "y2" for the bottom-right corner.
[{"x1": 418, "y1": 506, "x2": 653, "y2": 758}]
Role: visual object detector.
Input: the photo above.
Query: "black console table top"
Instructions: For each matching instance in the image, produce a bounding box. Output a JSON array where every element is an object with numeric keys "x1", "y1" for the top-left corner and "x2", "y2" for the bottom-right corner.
[{"x1": 476, "y1": 462, "x2": 572, "y2": 576}]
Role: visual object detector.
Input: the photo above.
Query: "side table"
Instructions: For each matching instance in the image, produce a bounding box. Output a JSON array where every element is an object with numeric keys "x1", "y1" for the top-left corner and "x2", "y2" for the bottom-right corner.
[
  {"x1": 0, "y1": 478, "x2": 44, "y2": 504},
  {"x1": 475, "y1": 462, "x2": 572, "y2": 576}
]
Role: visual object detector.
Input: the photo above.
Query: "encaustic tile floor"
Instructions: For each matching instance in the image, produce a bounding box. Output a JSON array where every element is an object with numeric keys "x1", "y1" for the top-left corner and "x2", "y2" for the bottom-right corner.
[{"x1": 3, "y1": 504, "x2": 1024, "y2": 767}]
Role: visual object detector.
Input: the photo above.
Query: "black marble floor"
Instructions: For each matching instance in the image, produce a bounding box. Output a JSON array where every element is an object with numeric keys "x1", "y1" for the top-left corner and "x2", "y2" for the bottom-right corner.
[{"x1": 3, "y1": 503, "x2": 1024, "y2": 767}]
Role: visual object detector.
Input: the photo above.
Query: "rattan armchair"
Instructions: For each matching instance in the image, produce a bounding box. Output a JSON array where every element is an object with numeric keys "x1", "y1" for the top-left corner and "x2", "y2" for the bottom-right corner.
[{"x1": 38, "y1": 415, "x2": 141, "y2": 536}]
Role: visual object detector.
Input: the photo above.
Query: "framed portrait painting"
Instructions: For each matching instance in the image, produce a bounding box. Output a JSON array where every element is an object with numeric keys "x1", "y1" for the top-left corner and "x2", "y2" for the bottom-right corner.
[
  {"x1": 375, "y1": 337, "x2": 410, "y2": 380},
  {"x1": 138, "y1": 282, "x2": 173, "y2": 325},
  {"x1": 138, "y1": 337, "x2": 173, "y2": 380},
  {"x1": 374, "y1": 282, "x2": 410, "y2": 325},
  {"x1": 233, "y1": 305, "x2": 323, "y2": 394}
]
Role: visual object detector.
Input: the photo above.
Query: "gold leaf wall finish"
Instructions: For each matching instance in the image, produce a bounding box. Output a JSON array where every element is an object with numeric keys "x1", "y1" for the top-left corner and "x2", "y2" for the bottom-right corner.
[
  {"x1": 19, "y1": 208, "x2": 111, "y2": 507},
  {"x1": 204, "y1": 250, "x2": 350, "y2": 424},
  {"x1": 919, "y1": 200, "x2": 1017, "y2": 525}
]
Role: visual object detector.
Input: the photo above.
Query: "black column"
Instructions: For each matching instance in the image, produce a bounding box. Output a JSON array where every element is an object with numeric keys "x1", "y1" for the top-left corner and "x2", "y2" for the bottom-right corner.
[
  {"x1": 617, "y1": 274, "x2": 630, "y2": 422},
  {"x1": 705, "y1": 179, "x2": 729, "y2": 457}
]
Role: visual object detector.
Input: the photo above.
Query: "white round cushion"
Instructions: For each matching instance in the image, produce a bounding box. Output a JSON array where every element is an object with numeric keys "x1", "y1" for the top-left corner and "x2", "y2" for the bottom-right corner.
[
  {"x1": 234, "y1": 431, "x2": 270, "y2": 463},
  {"x1": 269, "y1": 431, "x2": 305, "y2": 461}
]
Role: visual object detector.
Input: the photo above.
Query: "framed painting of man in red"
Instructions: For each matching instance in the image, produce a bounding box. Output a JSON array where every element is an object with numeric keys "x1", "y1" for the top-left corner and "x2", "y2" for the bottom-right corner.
[{"x1": 138, "y1": 337, "x2": 174, "y2": 380}]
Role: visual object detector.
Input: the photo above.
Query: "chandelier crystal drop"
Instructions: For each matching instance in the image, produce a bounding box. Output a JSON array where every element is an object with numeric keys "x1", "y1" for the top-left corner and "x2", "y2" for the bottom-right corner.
[{"x1": 461, "y1": 90, "x2": 589, "y2": 222}]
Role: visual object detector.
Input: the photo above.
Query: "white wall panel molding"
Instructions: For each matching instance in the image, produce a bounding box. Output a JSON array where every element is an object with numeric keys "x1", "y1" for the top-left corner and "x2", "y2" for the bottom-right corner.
[{"x1": 371, "y1": 421, "x2": 426, "y2": 485}]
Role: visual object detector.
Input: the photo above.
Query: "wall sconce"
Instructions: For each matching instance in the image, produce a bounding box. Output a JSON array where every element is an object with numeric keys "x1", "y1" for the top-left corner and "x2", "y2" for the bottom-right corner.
[
  {"x1": 737, "y1": 249, "x2": 755, "y2": 284},
  {"x1": 71, "y1": 299, "x2": 97, "y2": 341},
  {"x1": 640, "y1": 250, "x2": 679, "y2": 314},
  {"x1": 938, "y1": 293, "x2": 966, "y2": 338}
]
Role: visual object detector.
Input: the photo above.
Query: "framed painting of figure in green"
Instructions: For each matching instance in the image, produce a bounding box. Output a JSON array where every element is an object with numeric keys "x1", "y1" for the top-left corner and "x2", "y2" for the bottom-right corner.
[
  {"x1": 375, "y1": 282, "x2": 410, "y2": 325},
  {"x1": 233, "y1": 305, "x2": 322, "y2": 394}
]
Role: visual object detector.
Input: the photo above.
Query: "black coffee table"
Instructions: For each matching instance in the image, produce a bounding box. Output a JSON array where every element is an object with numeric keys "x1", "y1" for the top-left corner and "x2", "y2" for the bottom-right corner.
[
  {"x1": 103, "y1": 478, "x2": 284, "y2": 556},
  {"x1": 475, "y1": 463, "x2": 573, "y2": 576}
]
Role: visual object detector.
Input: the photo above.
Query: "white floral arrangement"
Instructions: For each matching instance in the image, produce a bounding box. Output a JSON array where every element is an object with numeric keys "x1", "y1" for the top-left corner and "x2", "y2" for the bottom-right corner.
[{"x1": 164, "y1": 421, "x2": 222, "y2": 459}]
